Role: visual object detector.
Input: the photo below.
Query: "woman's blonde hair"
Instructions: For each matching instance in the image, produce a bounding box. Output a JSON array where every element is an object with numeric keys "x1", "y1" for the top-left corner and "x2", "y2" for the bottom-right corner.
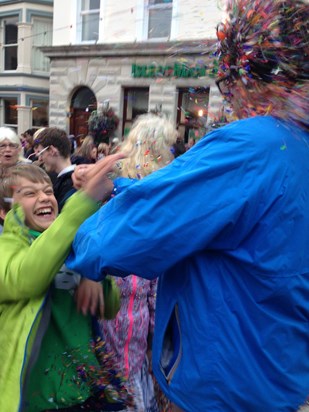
[
  {"x1": 118, "y1": 113, "x2": 177, "y2": 179},
  {"x1": 74, "y1": 136, "x2": 96, "y2": 160},
  {"x1": 97, "y1": 142, "x2": 110, "y2": 157},
  {"x1": 33, "y1": 127, "x2": 46, "y2": 144}
]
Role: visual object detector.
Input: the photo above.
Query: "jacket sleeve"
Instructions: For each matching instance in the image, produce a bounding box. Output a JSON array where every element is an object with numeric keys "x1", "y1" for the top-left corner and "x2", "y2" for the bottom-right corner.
[
  {"x1": 66, "y1": 119, "x2": 289, "y2": 280},
  {"x1": 0, "y1": 191, "x2": 99, "y2": 302}
]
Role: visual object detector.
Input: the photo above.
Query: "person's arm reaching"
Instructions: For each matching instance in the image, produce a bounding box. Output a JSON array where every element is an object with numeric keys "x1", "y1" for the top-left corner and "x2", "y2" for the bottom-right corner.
[
  {"x1": 66, "y1": 120, "x2": 286, "y2": 281},
  {"x1": 0, "y1": 153, "x2": 125, "y2": 302}
]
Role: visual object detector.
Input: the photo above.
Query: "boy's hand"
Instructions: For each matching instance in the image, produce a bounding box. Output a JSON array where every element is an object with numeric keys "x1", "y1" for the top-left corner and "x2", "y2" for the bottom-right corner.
[
  {"x1": 72, "y1": 164, "x2": 94, "y2": 190},
  {"x1": 75, "y1": 278, "x2": 104, "y2": 318},
  {"x1": 73, "y1": 153, "x2": 126, "y2": 201}
]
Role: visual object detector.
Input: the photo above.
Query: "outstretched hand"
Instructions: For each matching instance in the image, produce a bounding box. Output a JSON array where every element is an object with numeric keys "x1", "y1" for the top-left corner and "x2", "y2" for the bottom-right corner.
[
  {"x1": 73, "y1": 152, "x2": 126, "y2": 202},
  {"x1": 75, "y1": 278, "x2": 104, "y2": 318}
]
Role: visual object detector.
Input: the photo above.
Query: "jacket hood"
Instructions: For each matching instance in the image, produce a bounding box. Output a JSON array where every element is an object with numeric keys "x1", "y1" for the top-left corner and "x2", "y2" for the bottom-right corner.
[{"x1": 4, "y1": 203, "x2": 33, "y2": 243}]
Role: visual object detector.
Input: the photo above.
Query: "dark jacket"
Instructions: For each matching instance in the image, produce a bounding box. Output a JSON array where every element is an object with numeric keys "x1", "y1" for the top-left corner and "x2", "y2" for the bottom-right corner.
[{"x1": 53, "y1": 169, "x2": 76, "y2": 212}]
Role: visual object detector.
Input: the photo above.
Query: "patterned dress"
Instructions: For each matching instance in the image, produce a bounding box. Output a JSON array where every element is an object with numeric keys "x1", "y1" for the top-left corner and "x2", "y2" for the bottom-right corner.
[{"x1": 99, "y1": 275, "x2": 161, "y2": 411}]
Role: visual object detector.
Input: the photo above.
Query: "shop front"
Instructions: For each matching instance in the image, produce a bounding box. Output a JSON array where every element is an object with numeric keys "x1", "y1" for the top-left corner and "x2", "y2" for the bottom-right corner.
[{"x1": 43, "y1": 41, "x2": 224, "y2": 145}]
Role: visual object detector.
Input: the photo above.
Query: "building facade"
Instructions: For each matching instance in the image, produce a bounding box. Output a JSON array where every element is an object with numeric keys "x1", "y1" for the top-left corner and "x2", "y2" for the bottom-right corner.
[
  {"x1": 0, "y1": 0, "x2": 53, "y2": 135},
  {"x1": 44, "y1": 0, "x2": 227, "y2": 143}
]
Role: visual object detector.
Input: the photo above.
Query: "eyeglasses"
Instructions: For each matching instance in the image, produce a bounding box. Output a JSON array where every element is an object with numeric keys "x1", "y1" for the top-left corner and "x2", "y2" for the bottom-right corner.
[
  {"x1": 27, "y1": 145, "x2": 50, "y2": 160},
  {"x1": 0, "y1": 143, "x2": 19, "y2": 151},
  {"x1": 216, "y1": 74, "x2": 235, "y2": 98}
]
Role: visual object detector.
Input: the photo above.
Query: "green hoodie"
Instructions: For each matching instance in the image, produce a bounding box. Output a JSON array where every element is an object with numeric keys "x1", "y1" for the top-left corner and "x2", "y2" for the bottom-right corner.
[{"x1": 0, "y1": 191, "x2": 104, "y2": 412}]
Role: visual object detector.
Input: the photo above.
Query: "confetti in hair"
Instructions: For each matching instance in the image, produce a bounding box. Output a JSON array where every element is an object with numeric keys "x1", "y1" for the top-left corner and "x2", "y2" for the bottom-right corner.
[
  {"x1": 216, "y1": 0, "x2": 309, "y2": 129},
  {"x1": 116, "y1": 113, "x2": 177, "y2": 179}
]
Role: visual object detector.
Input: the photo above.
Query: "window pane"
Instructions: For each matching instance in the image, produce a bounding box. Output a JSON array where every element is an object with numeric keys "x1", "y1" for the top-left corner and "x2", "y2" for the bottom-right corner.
[
  {"x1": 5, "y1": 24, "x2": 18, "y2": 45},
  {"x1": 4, "y1": 46, "x2": 17, "y2": 70},
  {"x1": 177, "y1": 88, "x2": 209, "y2": 143},
  {"x1": 4, "y1": 99, "x2": 18, "y2": 125},
  {"x1": 31, "y1": 100, "x2": 49, "y2": 127},
  {"x1": 4, "y1": 17, "x2": 18, "y2": 45},
  {"x1": 82, "y1": 0, "x2": 100, "y2": 11},
  {"x1": 149, "y1": 0, "x2": 172, "y2": 5},
  {"x1": 126, "y1": 89, "x2": 149, "y2": 119},
  {"x1": 71, "y1": 86, "x2": 97, "y2": 109},
  {"x1": 32, "y1": 19, "x2": 53, "y2": 71},
  {"x1": 123, "y1": 88, "x2": 149, "y2": 135},
  {"x1": 82, "y1": 13, "x2": 99, "y2": 41},
  {"x1": 148, "y1": 8, "x2": 172, "y2": 38}
]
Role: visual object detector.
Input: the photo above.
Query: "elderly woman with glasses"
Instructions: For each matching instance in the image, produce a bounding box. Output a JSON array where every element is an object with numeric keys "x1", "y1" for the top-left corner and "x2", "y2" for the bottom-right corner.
[{"x1": 0, "y1": 127, "x2": 31, "y2": 178}]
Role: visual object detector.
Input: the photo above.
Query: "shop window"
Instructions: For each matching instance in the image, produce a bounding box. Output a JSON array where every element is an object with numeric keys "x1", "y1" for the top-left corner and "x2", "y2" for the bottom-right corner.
[
  {"x1": 32, "y1": 19, "x2": 53, "y2": 72},
  {"x1": 31, "y1": 99, "x2": 49, "y2": 127},
  {"x1": 177, "y1": 87, "x2": 209, "y2": 143},
  {"x1": 2, "y1": 98, "x2": 18, "y2": 127},
  {"x1": 123, "y1": 88, "x2": 149, "y2": 136},
  {"x1": 2, "y1": 16, "x2": 18, "y2": 70},
  {"x1": 147, "y1": 0, "x2": 173, "y2": 39},
  {"x1": 80, "y1": 0, "x2": 101, "y2": 42}
]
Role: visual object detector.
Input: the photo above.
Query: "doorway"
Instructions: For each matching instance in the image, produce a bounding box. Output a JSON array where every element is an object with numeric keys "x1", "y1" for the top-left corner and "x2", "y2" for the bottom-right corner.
[{"x1": 69, "y1": 86, "x2": 97, "y2": 146}]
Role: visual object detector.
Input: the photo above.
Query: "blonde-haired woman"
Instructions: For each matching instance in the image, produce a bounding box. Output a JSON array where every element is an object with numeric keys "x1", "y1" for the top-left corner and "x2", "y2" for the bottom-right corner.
[
  {"x1": 119, "y1": 113, "x2": 177, "y2": 180},
  {"x1": 72, "y1": 135, "x2": 97, "y2": 164},
  {"x1": 98, "y1": 113, "x2": 176, "y2": 412},
  {"x1": 97, "y1": 142, "x2": 110, "y2": 160}
]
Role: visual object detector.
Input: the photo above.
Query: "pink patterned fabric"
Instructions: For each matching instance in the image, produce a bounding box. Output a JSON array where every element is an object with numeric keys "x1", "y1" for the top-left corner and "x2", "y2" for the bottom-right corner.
[{"x1": 99, "y1": 275, "x2": 157, "y2": 378}]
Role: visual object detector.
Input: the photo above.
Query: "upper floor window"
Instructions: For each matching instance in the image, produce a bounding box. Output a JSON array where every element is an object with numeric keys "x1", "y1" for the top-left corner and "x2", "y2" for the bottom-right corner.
[
  {"x1": 81, "y1": 0, "x2": 100, "y2": 42},
  {"x1": 32, "y1": 18, "x2": 53, "y2": 72},
  {"x1": 2, "y1": 16, "x2": 18, "y2": 70},
  {"x1": 147, "y1": 0, "x2": 173, "y2": 40}
]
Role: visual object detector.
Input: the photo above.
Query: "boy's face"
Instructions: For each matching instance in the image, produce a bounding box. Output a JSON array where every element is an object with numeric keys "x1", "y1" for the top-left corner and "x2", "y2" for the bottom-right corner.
[
  {"x1": 13, "y1": 177, "x2": 58, "y2": 232},
  {"x1": 37, "y1": 144, "x2": 57, "y2": 173}
]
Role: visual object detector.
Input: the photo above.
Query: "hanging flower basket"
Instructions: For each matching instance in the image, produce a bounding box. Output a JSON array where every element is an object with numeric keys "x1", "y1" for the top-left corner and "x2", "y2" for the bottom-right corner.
[{"x1": 88, "y1": 104, "x2": 119, "y2": 145}]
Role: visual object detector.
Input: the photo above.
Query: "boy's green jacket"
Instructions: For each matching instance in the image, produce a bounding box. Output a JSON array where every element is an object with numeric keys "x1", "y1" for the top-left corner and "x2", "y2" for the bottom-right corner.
[{"x1": 0, "y1": 191, "x2": 101, "y2": 412}]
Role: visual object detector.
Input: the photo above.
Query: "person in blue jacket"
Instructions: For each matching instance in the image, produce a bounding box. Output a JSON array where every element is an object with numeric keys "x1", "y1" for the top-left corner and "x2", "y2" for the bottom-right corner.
[{"x1": 66, "y1": 0, "x2": 309, "y2": 411}]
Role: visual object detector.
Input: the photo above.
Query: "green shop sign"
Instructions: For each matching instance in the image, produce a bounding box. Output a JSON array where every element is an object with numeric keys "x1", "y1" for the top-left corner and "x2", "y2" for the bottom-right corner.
[{"x1": 132, "y1": 62, "x2": 218, "y2": 79}]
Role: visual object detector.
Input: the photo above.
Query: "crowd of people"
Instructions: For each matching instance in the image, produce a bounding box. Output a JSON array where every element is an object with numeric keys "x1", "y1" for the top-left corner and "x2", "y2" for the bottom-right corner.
[{"x1": 0, "y1": 0, "x2": 308, "y2": 411}]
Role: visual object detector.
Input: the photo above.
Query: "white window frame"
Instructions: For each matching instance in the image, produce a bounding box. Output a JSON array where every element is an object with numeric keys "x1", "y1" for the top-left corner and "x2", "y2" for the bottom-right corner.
[
  {"x1": 1, "y1": 16, "x2": 18, "y2": 71},
  {"x1": 144, "y1": 0, "x2": 174, "y2": 41},
  {"x1": 77, "y1": 0, "x2": 102, "y2": 44},
  {"x1": 31, "y1": 17, "x2": 53, "y2": 73}
]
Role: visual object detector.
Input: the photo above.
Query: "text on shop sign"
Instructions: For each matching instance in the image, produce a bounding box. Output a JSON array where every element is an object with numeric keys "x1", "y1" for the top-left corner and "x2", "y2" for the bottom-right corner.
[{"x1": 131, "y1": 62, "x2": 218, "y2": 78}]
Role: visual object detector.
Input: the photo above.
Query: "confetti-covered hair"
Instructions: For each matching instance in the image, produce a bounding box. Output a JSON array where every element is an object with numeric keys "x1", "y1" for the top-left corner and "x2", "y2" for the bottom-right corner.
[
  {"x1": 117, "y1": 113, "x2": 177, "y2": 179},
  {"x1": 216, "y1": 0, "x2": 309, "y2": 129}
]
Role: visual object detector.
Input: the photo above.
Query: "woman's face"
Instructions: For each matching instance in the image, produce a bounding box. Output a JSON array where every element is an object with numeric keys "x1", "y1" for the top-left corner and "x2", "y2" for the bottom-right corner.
[
  {"x1": 0, "y1": 138, "x2": 21, "y2": 169},
  {"x1": 90, "y1": 146, "x2": 98, "y2": 161}
]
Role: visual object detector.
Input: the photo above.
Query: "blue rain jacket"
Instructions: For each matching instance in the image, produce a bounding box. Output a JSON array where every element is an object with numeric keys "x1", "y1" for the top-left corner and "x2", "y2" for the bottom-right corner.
[{"x1": 67, "y1": 116, "x2": 309, "y2": 411}]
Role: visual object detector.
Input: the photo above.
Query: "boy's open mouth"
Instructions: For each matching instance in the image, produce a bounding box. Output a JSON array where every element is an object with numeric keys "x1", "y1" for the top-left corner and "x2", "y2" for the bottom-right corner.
[{"x1": 35, "y1": 207, "x2": 53, "y2": 216}]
